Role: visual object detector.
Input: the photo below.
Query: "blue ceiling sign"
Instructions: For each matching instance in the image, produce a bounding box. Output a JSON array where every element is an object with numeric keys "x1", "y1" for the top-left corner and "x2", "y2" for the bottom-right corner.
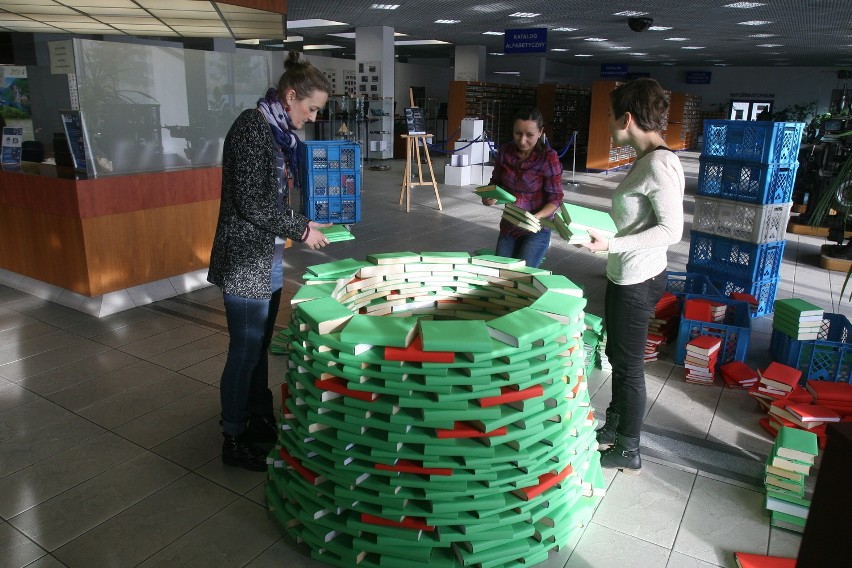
[
  {"x1": 686, "y1": 71, "x2": 712, "y2": 84},
  {"x1": 600, "y1": 64, "x2": 628, "y2": 78},
  {"x1": 504, "y1": 28, "x2": 547, "y2": 54}
]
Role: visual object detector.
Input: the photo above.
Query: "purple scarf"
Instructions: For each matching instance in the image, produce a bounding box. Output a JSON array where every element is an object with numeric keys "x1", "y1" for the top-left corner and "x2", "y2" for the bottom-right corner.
[{"x1": 257, "y1": 88, "x2": 299, "y2": 153}]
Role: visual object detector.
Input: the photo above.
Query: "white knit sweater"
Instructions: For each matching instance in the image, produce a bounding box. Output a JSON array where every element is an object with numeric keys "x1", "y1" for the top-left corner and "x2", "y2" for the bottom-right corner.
[{"x1": 606, "y1": 149, "x2": 685, "y2": 285}]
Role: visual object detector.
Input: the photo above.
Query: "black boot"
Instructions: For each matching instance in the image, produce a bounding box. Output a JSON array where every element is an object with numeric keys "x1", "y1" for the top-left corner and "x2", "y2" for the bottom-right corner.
[
  {"x1": 246, "y1": 414, "x2": 279, "y2": 444},
  {"x1": 222, "y1": 433, "x2": 268, "y2": 472},
  {"x1": 599, "y1": 434, "x2": 641, "y2": 474},
  {"x1": 595, "y1": 409, "x2": 619, "y2": 447}
]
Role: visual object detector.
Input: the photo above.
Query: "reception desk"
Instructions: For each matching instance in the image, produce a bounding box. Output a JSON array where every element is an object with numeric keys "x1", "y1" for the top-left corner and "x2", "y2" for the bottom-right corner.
[{"x1": 0, "y1": 164, "x2": 221, "y2": 312}]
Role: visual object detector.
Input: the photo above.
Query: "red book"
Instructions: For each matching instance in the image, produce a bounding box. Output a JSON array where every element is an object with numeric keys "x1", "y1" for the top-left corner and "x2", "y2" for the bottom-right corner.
[
  {"x1": 782, "y1": 386, "x2": 814, "y2": 404},
  {"x1": 478, "y1": 385, "x2": 543, "y2": 408},
  {"x1": 686, "y1": 334, "x2": 722, "y2": 356},
  {"x1": 805, "y1": 380, "x2": 852, "y2": 402},
  {"x1": 278, "y1": 448, "x2": 322, "y2": 484},
  {"x1": 683, "y1": 299, "x2": 713, "y2": 322},
  {"x1": 759, "y1": 362, "x2": 802, "y2": 391},
  {"x1": 315, "y1": 376, "x2": 379, "y2": 402},
  {"x1": 729, "y1": 292, "x2": 759, "y2": 306},
  {"x1": 436, "y1": 421, "x2": 508, "y2": 438},
  {"x1": 512, "y1": 465, "x2": 573, "y2": 501},
  {"x1": 733, "y1": 552, "x2": 795, "y2": 568},
  {"x1": 360, "y1": 514, "x2": 435, "y2": 532},
  {"x1": 785, "y1": 401, "x2": 841, "y2": 423},
  {"x1": 375, "y1": 459, "x2": 453, "y2": 476},
  {"x1": 384, "y1": 335, "x2": 455, "y2": 363},
  {"x1": 720, "y1": 361, "x2": 758, "y2": 382}
]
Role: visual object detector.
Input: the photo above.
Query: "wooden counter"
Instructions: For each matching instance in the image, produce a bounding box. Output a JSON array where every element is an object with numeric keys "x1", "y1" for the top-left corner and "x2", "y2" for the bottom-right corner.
[{"x1": 0, "y1": 165, "x2": 221, "y2": 297}]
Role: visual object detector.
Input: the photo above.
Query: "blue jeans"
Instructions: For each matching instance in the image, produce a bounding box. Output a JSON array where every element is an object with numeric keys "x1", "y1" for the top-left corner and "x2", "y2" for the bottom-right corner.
[
  {"x1": 495, "y1": 228, "x2": 551, "y2": 268},
  {"x1": 603, "y1": 270, "x2": 667, "y2": 441}
]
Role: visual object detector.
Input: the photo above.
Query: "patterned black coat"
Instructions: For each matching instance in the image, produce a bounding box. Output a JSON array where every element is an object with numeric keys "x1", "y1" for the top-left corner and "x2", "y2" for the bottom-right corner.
[{"x1": 207, "y1": 109, "x2": 309, "y2": 299}]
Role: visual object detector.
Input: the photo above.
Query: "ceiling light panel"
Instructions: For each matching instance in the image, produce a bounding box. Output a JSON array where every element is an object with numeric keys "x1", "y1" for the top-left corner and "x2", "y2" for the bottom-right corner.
[
  {"x1": 553, "y1": 27, "x2": 578, "y2": 32},
  {"x1": 738, "y1": 20, "x2": 772, "y2": 25},
  {"x1": 509, "y1": 13, "x2": 540, "y2": 18},
  {"x1": 612, "y1": 11, "x2": 649, "y2": 16},
  {"x1": 724, "y1": 2, "x2": 766, "y2": 7},
  {"x1": 371, "y1": 4, "x2": 400, "y2": 9},
  {"x1": 288, "y1": 19, "x2": 348, "y2": 28}
]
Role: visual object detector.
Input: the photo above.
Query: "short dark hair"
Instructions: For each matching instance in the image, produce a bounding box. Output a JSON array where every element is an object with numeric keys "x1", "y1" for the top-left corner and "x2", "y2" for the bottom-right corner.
[
  {"x1": 610, "y1": 78, "x2": 669, "y2": 133},
  {"x1": 277, "y1": 50, "x2": 331, "y2": 101},
  {"x1": 512, "y1": 107, "x2": 546, "y2": 152}
]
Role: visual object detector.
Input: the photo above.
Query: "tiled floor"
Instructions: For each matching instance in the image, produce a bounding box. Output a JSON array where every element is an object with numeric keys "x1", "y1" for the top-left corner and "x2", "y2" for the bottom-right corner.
[{"x1": 1, "y1": 151, "x2": 846, "y2": 568}]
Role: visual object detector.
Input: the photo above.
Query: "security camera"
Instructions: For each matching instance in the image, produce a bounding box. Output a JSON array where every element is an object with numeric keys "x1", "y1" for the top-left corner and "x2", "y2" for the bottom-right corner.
[{"x1": 628, "y1": 17, "x2": 653, "y2": 32}]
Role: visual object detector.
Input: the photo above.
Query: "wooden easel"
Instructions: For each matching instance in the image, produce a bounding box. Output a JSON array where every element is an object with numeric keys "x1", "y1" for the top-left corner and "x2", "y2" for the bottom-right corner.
[{"x1": 399, "y1": 89, "x2": 441, "y2": 212}]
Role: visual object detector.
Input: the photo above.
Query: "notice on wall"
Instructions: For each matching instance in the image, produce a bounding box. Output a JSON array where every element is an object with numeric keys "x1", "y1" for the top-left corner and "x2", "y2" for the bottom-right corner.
[
  {"x1": 1, "y1": 127, "x2": 23, "y2": 165},
  {"x1": 59, "y1": 109, "x2": 90, "y2": 173},
  {"x1": 503, "y1": 28, "x2": 547, "y2": 54},
  {"x1": 49, "y1": 40, "x2": 75, "y2": 74}
]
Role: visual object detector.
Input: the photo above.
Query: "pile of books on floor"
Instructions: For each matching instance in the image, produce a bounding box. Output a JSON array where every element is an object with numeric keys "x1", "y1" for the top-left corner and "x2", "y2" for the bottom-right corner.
[
  {"x1": 719, "y1": 360, "x2": 759, "y2": 389},
  {"x1": 772, "y1": 298, "x2": 823, "y2": 340},
  {"x1": 751, "y1": 362, "x2": 803, "y2": 406},
  {"x1": 805, "y1": 379, "x2": 852, "y2": 418},
  {"x1": 502, "y1": 203, "x2": 542, "y2": 233},
  {"x1": 266, "y1": 252, "x2": 609, "y2": 567},
  {"x1": 648, "y1": 291, "x2": 679, "y2": 342},
  {"x1": 763, "y1": 426, "x2": 817, "y2": 534},
  {"x1": 683, "y1": 334, "x2": 721, "y2": 384}
]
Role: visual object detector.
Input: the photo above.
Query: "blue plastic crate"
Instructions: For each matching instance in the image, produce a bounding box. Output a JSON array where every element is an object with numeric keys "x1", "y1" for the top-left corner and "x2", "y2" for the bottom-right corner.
[
  {"x1": 697, "y1": 157, "x2": 798, "y2": 205},
  {"x1": 701, "y1": 120, "x2": 805, "y2": 164},
  {"x1": 687, "y1": 231, "x2": 786, "y2": 282},
  {"x1": 665, "y1": 271, "x2": 722, "y2": 299},
  {"x1": 304, "y1": 170, "x2": 361, "y2": 198},
  {"x1": 769, "y1": 313, "x2": 852, "y2": 383},
  {"x1": 304, "y1": 195, "x2": 360, "y2": 224},
  {"x1": 687, "y1": 266, "x2": 780, "y2": 318},
  {"x1": 300, "y1": 140, "x2": 361, "y2": 171},
  {"x1": 674, "y1": 294, "x2": 751, "y2": 367}
]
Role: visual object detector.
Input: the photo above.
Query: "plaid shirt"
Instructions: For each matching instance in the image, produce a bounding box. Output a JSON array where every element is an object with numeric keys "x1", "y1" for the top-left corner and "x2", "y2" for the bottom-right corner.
[{"x1": 490, "y1": 142, "x2": 564, "y2": 236}]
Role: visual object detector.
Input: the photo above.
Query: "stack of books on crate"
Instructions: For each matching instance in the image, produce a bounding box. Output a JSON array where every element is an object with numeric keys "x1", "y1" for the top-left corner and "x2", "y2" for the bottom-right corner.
[
  {"x1": 502, "y1": 204, "x2": 541, "y2": 233},
  {"x1": 749, "y1": 362, "x2": 802, "y2": 410},
  {"x1": 772, "y1": 298, "x2": 823, "y2": 340},
  {"x1": 683, "y1": 335, "x2": 721, "y2": 384},
  {"x1": 719, "y1": 360, "x2": 759, "y2": 389},
  {"x1": 763, "y1": 426, "x2": 817, "y2": 533}
]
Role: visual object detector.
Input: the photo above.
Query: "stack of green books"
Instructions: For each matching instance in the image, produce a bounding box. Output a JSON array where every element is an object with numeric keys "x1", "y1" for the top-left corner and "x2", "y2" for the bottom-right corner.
[
  {"x1": 501, "y1": 204, "x2": 541, "y2": 233},
  {"x1": 772, "y1": 298, "x2": 824, "y2": 341},
  {"x1": 473, "y1": 184, "x2": 516, "y2": 204},
  {"x1": 266, "y1": 251, "x2": 607, "y2": 567},
  {"x1": 319, "y1": 224, "x2": 355, "y2": 242},
  {"x1": 763, "y1": 426, "x2": 818, "y2": 533}
]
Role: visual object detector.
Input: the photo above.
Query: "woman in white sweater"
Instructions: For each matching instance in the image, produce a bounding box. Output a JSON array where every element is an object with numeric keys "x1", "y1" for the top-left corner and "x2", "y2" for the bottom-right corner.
[{"x1": 582, "y1": 78, "x2": 685, "y2": 474}]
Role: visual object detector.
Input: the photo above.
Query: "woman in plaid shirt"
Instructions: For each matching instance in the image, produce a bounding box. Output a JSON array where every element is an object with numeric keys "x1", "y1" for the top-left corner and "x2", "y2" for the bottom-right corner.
[{"x1": 481, "y1": 107, "x2": 564, "y2": 268}]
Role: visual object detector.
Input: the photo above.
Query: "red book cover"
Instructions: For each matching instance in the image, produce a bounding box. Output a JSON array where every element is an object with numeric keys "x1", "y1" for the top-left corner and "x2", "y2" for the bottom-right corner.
[
  {"x1": 384, "y1": 335, "x2": 455, "y2": 363},
  {"x1": 729, "y1": 292, "x2": 759, "y2": 306},
  {"x1": 805, "y1": 380, "x2": 852, "y2": 402},
  {"x1": 785, "y1": 401, "x2": 841, "y2": 422},
  {"x1": 279, "y1": 448, "x2": 321, "y2": 484},
  {"x1": 479, "y1": 385, "x2": 543, "y2": 408},
  {"x1": 512, "y1": 465, "x2": 573, "y2": 501},
  {"x1": 683, "y1": 299, "x2": 713, "y2": 322},
  {"x1": 375, "y1": 459, "x2": 453, "y2": 476},
  {"x1": 733, "y1": 552, "x2": 795, "y2": 568},
  {"x1": 782, "y1": 386, "x2": 814, "y2": 404},
  {"x1": 436, "y1": 421, "x2": 508, "y2": 438},
  {"x1": 360, "y1": 513, "x2": 435, "y2": 532},
  {"x1": 685, "y1": 334, "x2": 722, "y2": 355},
  {"x1": 760, "y1": 362, "x2": 802, "y2": 388},
  {"x1": 720, "y1": 361, "x2": 758, "y2": 382},
  {"x1": 315, "y1": 376, "x2": 379, "y2": 402}
]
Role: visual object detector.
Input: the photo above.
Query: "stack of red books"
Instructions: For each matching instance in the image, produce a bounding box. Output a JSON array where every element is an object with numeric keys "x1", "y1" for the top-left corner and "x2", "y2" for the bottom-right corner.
[
  {"x1": 719, "y1": 360, "x2": 759, "y2": 389},
  {"x1": 683, "y1": 335, "x2": 721, "y2": 384},
  {"x1": 749, "y1": 362, "x2": 802, "y2": 408},
  {"x1": 805, "y1": 380, "x2": 852, "y2": 417}
]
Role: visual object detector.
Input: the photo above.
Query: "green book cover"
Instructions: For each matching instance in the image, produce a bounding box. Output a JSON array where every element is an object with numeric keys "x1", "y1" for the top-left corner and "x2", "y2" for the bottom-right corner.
[
  {"x1": 470, "y1": 254, "x2": 527, "y2": 270},
  {"x1": 418, "y1": 251, "x2": 471, "y2": 263},
  {"x1": 775, "y1": 426, "x2": 819, "y2": 462},
  {"x1": 419, "y1": 319, "x2": 492, "y2": 353},
  {"x1": 486, "y1": 307, "x2": 562, "y2": 347},
  {"x1": 291, "y1": 281, "x2": 337, "y2": 304},
  {"x1": 530, "y1": 291, "x2": 587, "y2": 321},
  {"x1": 306, "y1": 258, "x2": 368, "y2": 278},
  {"x1": 319, "y1": 224, "x2": 355, "y2": 242},
  {"x1": 773, "y1": 298, "x2": 823, "y2": 317},
  {"x1": 340, "y1": 314, "x2": 418, "y2": 347},
  {"x1": 366, "y1": 251, "x2": 421, "y2": 265},
  {"x1": 296, "y1": 297, "x2": 355, "y2": 334},
  {"x1": 560, "y1": 203, "x2": 617, "y2": 236},
  {"x1": 474, "y1": 184, "x2": 516, "y2": 204},
  {"x1": 531, "y1": 274, "x2": 584, "y2": 297}
]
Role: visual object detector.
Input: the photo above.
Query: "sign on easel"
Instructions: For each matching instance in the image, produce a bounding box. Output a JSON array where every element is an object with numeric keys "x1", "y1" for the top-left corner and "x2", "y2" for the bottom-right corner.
[
  {"x1": 1, "y1": 127, "x2": 23, "y2": 165},
  {"x1": 404, "y1": 107, "x2": 426, "y2": 135}
]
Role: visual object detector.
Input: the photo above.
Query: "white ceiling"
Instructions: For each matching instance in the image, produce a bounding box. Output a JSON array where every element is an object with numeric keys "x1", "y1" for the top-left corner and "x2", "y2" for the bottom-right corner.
[{"x1": 0, "y1": 0, "x2": 850, "y2": 68}]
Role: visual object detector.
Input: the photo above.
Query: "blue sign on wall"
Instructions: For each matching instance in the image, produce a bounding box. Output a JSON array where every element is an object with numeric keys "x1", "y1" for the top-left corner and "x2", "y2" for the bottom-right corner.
[
  {"x1": 600, "y1": 64, "x2": 629, "y2": 78},
  {"x1": 504, "y1": 28, "x2": 547, "y2": 54},
  {"x1": 686, "y1": 71, "x2": 712, "y2": 84}
]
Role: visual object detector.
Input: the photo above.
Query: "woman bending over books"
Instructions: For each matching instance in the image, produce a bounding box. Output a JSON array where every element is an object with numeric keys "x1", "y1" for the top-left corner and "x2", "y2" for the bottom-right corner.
[
  {"x1": 207, "y1": 51, "x2": 331, "y2": 472},
  {"x1": 481, "y1": 107, "x2": 563, "y2": 268},
  {"x1": 581, "y1": 78, "x2": 685, "y2": 474}
]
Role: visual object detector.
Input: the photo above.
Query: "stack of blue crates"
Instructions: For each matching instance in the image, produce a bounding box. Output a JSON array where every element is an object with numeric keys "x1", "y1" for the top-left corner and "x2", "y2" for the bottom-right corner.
[
  {"x1": 688, "y1": 120, "x2": 805, "y2": 317},
  {"x1": 299, "y1": 140, "x2": 361, "y2": 224}
]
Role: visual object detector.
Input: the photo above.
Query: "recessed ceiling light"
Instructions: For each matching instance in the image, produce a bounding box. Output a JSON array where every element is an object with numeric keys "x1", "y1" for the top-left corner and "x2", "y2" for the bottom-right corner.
[
  {"x1": 757, "y1": 43, "x2": 783, "y2": 47},
  {"x1": 574, "y1": 54, "x2": 593, "y2": 57},
  {"x1": 552, "y1": 48, "x2": 569, "y2": 52},
  {"x1": 665, "y1": 37, "x2": 689, "y2": 41},
  {"x1": 553, "y1": 27, "x2": 578, "y2": 32},
  {"x1": 661, "y1": 62, "x2": 676, "y2": 66},
  {"x1": 724, "y1": 2, "x2": 766, "y2": 7},
  {"x1": 482, "y1": 31, "x2": 503, "y2": 35},
  {"x1": 329, "y1": 31, "x2": 407, "y2": 39},
  {"x1": 303, "y1": 44, "x2": 344, "y2": 50},
  {"x1": 613, "y1": 11, "x2": 648, "y2": 16},
  {"x1": 715, "y1": 63, "x2": 731, "y2": 66},
  {"x1": 371, "y1": 4, "x2": 399, "y2": 9},
  {"x1": 287, "y1": 19, "x2": 348, "y2": 28},
  {"x1": 509, "y1": 12, "x2": 540, "y2": 18},
  {"x1": 738, "y1": 20, "x2": 772, "y2": 25},
  {"x1": 395, "y1": 39, "x2": 451, "y2": 45},
  {"x1": 435, "y1": 20, "x2": 460, "y2": 24},
  {"x1": 489, "y1": 52, "x2": 503, "y2": 56},
  {"x1": 748, "y1": 33, "x2": 776, "y2": 38},
  {"x1": 628, "y1": 52, "x2": 648, "y2": 56},
  {"x1": 648, "y1": 26, "x2": 673, "y2": 31},
  {"x1": 608, "y1": 46, "x2": 631, "y2": 50},
  {"x1": 584, "y1": 37, "x2": 607, "y2": 42},
  {"x1": 682, "y1": 46, "x2": 705, "y2": 50},
  {"x1": 494, "y1": 71, "x2": 520, "y2": 75}
]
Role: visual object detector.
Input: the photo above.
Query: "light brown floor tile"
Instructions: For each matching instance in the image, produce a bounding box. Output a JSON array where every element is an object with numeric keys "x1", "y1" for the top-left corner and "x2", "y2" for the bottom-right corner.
[
  {"x1": 17, "y1": 349, "x2": 140, "y2": 396},
  {"x1": 195, "y1": 455, "x2": 268, "y2": 495},
  {"x1": 151, "y1": 416, "x2": 222, "y2": 471},
  {"x1": 0, "y1": 336, "x2": 112, "y2": 382},
  {"x1": 145, "y1": 332, "x2": 229, "y2": 372},
  {"x1": 0, "y1": 398, "x2": 72, "y2": 442},
  {"x1": 90, "y1": 315, "x2": 187, "y2": 348},
  {"x1": 179, "y1": 352, "x2": 227, "y2": 385},
  {"x1": 0, "y1": 522, "x2": 49, "y2": 568},
  {"x1": 117, "y1": 324, "x2": 216, "y2": 359},
  {"x1": 113, "y1": 387, "x2": 220, "y2": 448},
  {"x1": 0, "y1": 382, "x2": 39, "y2": 413}
]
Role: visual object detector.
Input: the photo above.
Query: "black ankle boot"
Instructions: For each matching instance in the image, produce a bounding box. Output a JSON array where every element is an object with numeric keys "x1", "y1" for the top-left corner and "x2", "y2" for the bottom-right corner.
[
  {"x1": 222, "y1": 433, "x2": 268, "y2": 472},
  {"x1": 595, "y1": 409, "x2": 619, "y2": 447},
  {"x1": 599, "y1": 434, "x2": 641, "y2": 474},
  {"x1": 246, "y1": 414, "x2": 279, "y2": 444}
]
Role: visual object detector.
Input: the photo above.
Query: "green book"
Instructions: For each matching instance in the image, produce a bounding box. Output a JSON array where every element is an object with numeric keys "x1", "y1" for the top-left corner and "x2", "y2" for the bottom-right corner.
[
  {"x1": 366, "y1": 251, "x2": 421, "y2": 265},
  {"x1": 291, "y1": 281, "x2": 337, "y2": 304},
  {"x1": 319, "y1": 224, "x2": 355, "y2": 242},
  {"x1": 769, "y1": 509, "x2": 807, "y2": 532},
  {"x1": 530, "y1": 291, "x2": 587, "y2": 323},
  {"x1": 560, "y1": 203, "x2": 617, "y2": 237},
  {"x1": 774, "y1": 426, "x2": 819, "y2": 463},
  {"x1": 306, "y1": 257, "x2": 368, "y2": 278},
  {"x1": 474, "y1": 184, "x2": 516, "y2": 204},
  {"x1": 773, "y1": 298, "x2": 823, "y2": 317},
  {"x1": 419, "y1": 319, "x2": 492, "y2": 353},
  {"x1": 486, "y1": 307, "x2": 562, "y2": 347},
  {"x1": 296, "y1": 297, "x2": 355, "y2": 334},
  {"x1": 469, "y1": 254, "x2": 527, "y2": 270},
  {"x1": 531, "y1": 274, "x2": 584, "y2": 297},
  {"x1": 418, "y1": 251, "x2": 471, "y2": 264},
  {"x1": 340, "y1": 314, "x2": 418, "y2": 347}
]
